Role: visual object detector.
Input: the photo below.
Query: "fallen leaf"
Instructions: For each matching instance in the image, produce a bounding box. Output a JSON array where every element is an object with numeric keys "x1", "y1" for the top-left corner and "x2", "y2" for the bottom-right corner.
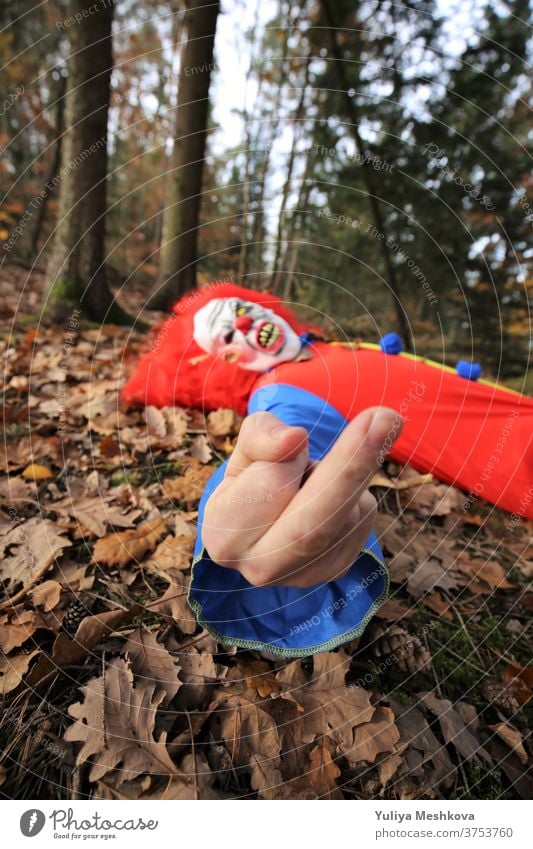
[
  {"x1": 145, "y1": 406, "x2": 167, "y2": 438},
  {"x1": 148, "y1": 573, "x2": 196, "y2": 634},
  {"x1": 0, "y1": 518, "x2": 71, "y2": 592},
  {"x1": 379, "y1": 752, "x2": 403, "y2": 786},
  {"x1": 162, "y1": 464, "x2": 214, "y2": 505},
  {"x1": 462, "y1": 514, "x2": 484, "y2": 527},
  {"x1": 174, "y1": 648, "x2": 227, "y2": 711},
  {"x1": 402, "y1": 482, "x2": 464, "y2": 517},
  {"x1": 207, "y1": 408, "x2": 235, "y2": 437},
  {"x1": 0, "y1": 476, "x2": 36, "y2": 506},
  {"x1": 286, "y1": 743, "x2": 342, "y2": 799},
  {"x1": 161, "y1": 407, "x2": 189, "y2": 440},
  {"x1": 122, "y1": 627, "x2": 181, "y2": 708},
  {"x1": 487, "y1": 722, "x2": 528, "y2": 764},
  {"x1": 50, "y1": 479, "x2": 141, "y2": 537},
  {"x1": 29, "y1": 579, "x2": 63, "y2": 611},
  {"x1": 0, "y1": 649, "x2": 40, "y2": 695},
  {"x1": 369, "y1": 472, "x2": 434, "y2": 490},
  {"x1": 388, "y1": 699, "x2": 456, "y2": 796},
  {"x1": 99, "y1": 435, "x2": 120, "y2": 457},
  {"x1": 93, "y1": 517, "x2": 167, "y2": 566},
  {"x1": 277, "y1": 652, "x2": 374, "y2": 751},
  {"x1": 25, "y1": 605, "x2": 141, "y2": 687},
  {"x1": 64, "y1": 656, "x2": 183, "y2": 786},
  {"x1": 174, "y1": 512, "x2": 197, "y2": 537},
  {"x1": 347, "y1": 706, "x2": 400, "y2": 766},
  {"x1": 0, "y1": 609, "x2": 43, "y2": 653},
  {"x1": 190, "y1": 434, "x2": 213, "y2": 464},
  {"x1": 455, "y1": 558, "x2": 514, "y2": 591},
  {"x1": 250, "y1": 754, "x2": 288, "y2": 800},
  {"x1": 501, "y1": 664, "x2": 533, "y2": 706},
  {"x1": 227, "y1": 658, "x2": 283, "y2": 699},
  {"x1": 417, "y1": 692, "x2": 491, "y2": 764},
  {"x1": 419, "y1": 591, "x2": 453, "y2": 619},
  {"x1": 407, "y1": 558, "x2": 459, "y2": 598},
  {"x1": 144, "y1": 535, "x2": 194, "y2": 577},
  {"x1": 374, "y1": 599, "x2": 415, "y2": 621},
  {"x1": 116, "y1": 752, "x2": 219, "y2": 800},
  {"x1": 51, "y1": 558, "x2": 95, "y2": 592},
  {"x1": 209, "y1": 693, "x2": 282, "y2": 779},
  {"x1": 21, "y1": 463, "x2": 54, "y2": 480},
  {"x1": 0, "y1": 435, "x2": 60, "y2": 472}
]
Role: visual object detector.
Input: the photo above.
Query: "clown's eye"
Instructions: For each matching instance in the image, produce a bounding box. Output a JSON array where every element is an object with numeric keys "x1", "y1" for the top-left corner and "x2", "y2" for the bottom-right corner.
[{"x1": 235, "y1": 305, "x2": 249, "y2": 316}]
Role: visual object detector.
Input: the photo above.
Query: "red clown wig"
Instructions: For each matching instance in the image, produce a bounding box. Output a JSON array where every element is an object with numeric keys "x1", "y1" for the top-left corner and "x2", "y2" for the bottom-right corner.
[{"x1": 120, "y1": 283, "x2": 313, "y2": 414}]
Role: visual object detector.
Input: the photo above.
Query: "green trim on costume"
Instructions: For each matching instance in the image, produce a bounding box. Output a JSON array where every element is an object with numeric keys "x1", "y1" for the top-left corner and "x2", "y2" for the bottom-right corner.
[{"x1": 187, "y1": 545, "x2": 390, "y2": 658}]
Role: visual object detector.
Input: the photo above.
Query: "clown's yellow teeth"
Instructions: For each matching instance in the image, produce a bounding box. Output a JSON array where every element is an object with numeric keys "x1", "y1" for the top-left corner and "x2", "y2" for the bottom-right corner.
[{"x1": 258, "y1": 323, "x2": 280, "y2": 348}]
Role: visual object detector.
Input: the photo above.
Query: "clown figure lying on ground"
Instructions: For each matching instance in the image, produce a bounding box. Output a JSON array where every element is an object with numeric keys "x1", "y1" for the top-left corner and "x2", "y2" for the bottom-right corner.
[{"x1": 122, "y1": 284, "x2": 533, "y2": 657}]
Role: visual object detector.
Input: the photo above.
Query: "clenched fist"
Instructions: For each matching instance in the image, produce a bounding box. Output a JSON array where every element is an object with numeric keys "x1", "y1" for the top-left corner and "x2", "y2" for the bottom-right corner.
[{"x1": 202, "y1": 407, "x2": 401, "y2": 588}]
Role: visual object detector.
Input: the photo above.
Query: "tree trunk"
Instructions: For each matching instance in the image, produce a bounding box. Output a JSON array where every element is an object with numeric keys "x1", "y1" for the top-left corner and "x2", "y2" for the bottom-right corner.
[
  {"x1": 45, "y1": 0, "x2": 129, "y2": 323},
  {"x1": 248, "y1": 9, "x2": 291, "y2": 277},
  {"x1": 31, "y1": 73, "x2": 66, "y2": 257},
  {"x1": 280, "y1": 141, "x2": 315, "y2": 300},
  {"x1": 238, "y1": 0, "x2": 262, "y2": 284},
  {"x1": 271, "y1": 58, "x2": 310, "y2": 291},
  {"x1": 154, "y1": 0, "x2": 220, "y2": 309}
]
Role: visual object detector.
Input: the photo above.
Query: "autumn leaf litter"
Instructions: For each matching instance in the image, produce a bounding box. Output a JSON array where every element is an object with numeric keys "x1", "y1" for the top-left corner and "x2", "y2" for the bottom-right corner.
[{"x1": 0, "y1": 268, "x2": 532, "y2": 800}]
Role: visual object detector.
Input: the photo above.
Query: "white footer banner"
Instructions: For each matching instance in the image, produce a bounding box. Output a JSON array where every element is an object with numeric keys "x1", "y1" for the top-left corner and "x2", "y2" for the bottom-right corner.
[{"x1": 3, "y1": 800, "x2": 530, "y2": 848}]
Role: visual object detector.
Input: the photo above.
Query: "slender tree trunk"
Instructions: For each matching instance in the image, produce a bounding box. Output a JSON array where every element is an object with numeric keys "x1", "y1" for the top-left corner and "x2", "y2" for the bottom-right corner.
[
  {"x1": 238, "y1": 0, "x2": 262, "y2": 283},
  {"x1": 249, "y1": 9, "x2": 291, "y2": 275},
  {"x1": 271, "y1": 59, "x2": 310, "y2": 291},
  {"x1": 31, "y1": 73, "x2": 66, "y2": 257},
  {"x1": 319, "y1": 0, "x2": 412, "y2": 350},
  {"x1": 154, "y1": 0, "x2": 220, "y2": 309},
  {"x1": 45, "y1": 0, "x2": 129, "y2": 323},
  {"x1": 283, "y1": 168, "x2": 314, "y2": 300}
]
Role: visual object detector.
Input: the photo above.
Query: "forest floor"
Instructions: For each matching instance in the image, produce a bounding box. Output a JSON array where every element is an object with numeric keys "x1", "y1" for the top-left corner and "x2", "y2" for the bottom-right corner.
[{"x1": 0, "y1": 263, "x2": 531, "y2": 800}]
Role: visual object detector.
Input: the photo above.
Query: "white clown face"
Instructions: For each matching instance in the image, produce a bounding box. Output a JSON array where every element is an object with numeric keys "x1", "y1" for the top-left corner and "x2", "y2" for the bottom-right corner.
[{"x1": 193, "y1": 297, "x2": 302, "y2": 371}]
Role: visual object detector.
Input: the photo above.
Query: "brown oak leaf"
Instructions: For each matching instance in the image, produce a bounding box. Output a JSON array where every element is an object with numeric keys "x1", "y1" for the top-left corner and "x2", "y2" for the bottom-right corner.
[
  {"x1": 417, "y1": 692, "x2": 491, "y2": 764},
  {"x1": 122, "y1": 627, "x2": 181, "y2": 708},
  {"x1": 0, "y1": 649, "x2": 40, "y2": 695},
  {"x1": 162, "y1": 464, "x2": 214, "y2": 505},
  {"x1": 0, "y1": 518, "x2": 71, "y2": 591},
  {"x1": 64, "y1": 656, "x2": 184, "y2": 786},
  {"x1": 29, "y1": 579, "x2": 63, "y2": 611},
  {"x1": 206, "y1": 408, "x2": 235, "y2": 437},
  {"x1": 144, "y1": 534, "x2": 194, "y2": 577},
  {"x1": 93, "y1": 517, "x2": 167, "y2": 566},
  {"x1": 347, "y1": 706, "x2": 400, "y2": 766}
]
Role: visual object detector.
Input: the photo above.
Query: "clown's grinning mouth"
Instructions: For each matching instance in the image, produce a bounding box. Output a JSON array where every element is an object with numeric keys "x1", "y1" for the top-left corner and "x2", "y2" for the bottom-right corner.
[{"x1": 257, "y1": 323, "x2": 280, "y2": 349}]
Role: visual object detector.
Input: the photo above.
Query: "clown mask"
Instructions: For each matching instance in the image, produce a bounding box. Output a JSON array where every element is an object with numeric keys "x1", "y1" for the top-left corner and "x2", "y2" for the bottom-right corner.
[{"x1": 193, "y1": 297, "x2": 303, "y2": 371}]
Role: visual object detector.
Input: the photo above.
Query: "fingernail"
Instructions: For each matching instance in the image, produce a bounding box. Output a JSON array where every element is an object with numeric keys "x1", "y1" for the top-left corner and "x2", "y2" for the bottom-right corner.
[
  {"x1": 270, "y1": 423, "x2": 291, "y2": 440},
  {"x1": 368, "y1": 409, "x2": 402, "y2": 449}
]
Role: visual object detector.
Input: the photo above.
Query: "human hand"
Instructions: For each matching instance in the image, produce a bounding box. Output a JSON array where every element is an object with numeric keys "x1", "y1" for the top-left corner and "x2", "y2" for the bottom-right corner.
[{"x1": 202, "y1": 408, "x2": 401, "y2": 588}]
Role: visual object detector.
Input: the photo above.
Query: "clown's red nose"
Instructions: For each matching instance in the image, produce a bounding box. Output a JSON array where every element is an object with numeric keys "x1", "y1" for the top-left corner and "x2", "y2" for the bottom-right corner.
[{"x1": 234, "y1": 315, "x2": 253, "y2": 334}]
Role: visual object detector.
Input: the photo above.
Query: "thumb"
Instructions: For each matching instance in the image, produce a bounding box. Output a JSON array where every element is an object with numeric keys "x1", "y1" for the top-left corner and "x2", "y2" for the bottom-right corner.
[{"x1": 225, "y1": 411, "x2": 308, "y2": 479}]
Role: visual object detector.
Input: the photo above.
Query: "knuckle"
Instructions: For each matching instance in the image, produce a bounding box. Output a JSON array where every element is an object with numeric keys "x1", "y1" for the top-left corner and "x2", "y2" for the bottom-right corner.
[
  {"x1": 240, "y1": 411, "x2": 272, "y2": 439},
  {"x1": 239, "y1": 561, "x2": 275, "y2": 587},
  {"x1": 202, "y1": 525, "x2": 238, "y2": 568},
  {"x1": 288, "y1": 515, "x2": 336, "y2": 555},
  {"x1": 359, "y1": 491, "x2": 378, "y2": 523}
]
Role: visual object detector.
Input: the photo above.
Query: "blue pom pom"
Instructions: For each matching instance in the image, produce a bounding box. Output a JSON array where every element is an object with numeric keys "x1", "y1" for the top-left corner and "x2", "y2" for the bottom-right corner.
[
  {"x1": 456, "y1": 360, "x2": 482, "y2": 380},
  {"x1": 379, "y1": 332, "x2": 403, "y2": 355}
]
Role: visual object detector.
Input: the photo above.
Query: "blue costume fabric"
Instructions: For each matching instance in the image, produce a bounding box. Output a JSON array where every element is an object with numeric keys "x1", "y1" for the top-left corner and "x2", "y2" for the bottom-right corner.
[{"x1": 188, "y1": 383, "x2": 388, "y2": 657}]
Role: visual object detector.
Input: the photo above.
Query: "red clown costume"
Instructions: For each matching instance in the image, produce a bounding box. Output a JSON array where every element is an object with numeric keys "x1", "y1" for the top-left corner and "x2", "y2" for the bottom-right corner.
[{"x1": 121, "y1": 284, "x2": 533, "y2": 656}]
